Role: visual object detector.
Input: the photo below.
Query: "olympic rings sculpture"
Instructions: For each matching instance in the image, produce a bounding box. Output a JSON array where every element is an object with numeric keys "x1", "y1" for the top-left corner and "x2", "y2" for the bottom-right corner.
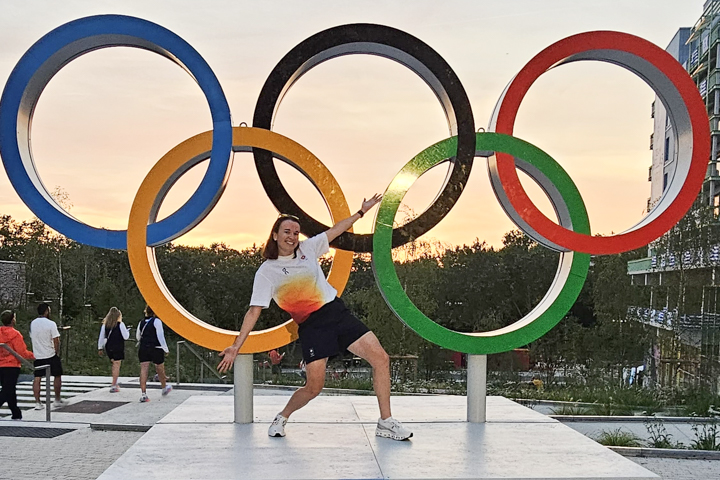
[{"x1": 0, "y1": 15, "x2": 709, "y2": 354}]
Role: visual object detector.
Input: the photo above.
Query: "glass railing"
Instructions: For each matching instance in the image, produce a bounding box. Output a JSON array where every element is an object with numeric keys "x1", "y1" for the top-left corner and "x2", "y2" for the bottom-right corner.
[{"x1": 627, "y1": 257, "x2": 652, "y2": 274}]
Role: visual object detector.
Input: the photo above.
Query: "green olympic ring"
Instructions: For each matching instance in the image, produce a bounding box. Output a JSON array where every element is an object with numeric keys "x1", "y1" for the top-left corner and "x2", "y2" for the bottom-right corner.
[{"x1": 372, "y1": 132, "x2": 590, "y2": 354}]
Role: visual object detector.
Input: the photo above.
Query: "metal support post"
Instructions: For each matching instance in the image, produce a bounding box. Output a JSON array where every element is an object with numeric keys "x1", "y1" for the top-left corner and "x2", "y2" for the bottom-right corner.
[
  {"x1": 234, "y1": 354, "x2": 254, "y2": 423},
  {"x1": 175, "y1": 342, "x2": 181, "y2": 386},
  {"x1": 467, "y1": 354, "x2": 487, "y2": 423},
  {"x1": 45, "y1": 367, "x2": 51, "y2": 422}
]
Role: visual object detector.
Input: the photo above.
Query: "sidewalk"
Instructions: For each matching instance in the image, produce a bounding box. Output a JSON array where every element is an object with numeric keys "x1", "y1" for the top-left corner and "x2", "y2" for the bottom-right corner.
[
  {"x1": 0, "y1": 377, "x2": 719, "y2": 480},
  {"x1": 0, "y1": 376, "x2": 234, "y2": 480}
]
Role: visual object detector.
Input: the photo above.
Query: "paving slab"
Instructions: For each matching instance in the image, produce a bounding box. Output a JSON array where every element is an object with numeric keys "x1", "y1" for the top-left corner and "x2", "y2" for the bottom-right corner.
[{"x1": 98, "y1": 395, "x2": 657, "y2": 480}]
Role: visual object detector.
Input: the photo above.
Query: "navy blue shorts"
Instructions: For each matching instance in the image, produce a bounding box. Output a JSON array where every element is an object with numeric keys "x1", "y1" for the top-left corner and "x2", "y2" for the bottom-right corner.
[
  {"x1": 138, "y1": 346, "x2": 165, "y2": 365},
  {"x1": 298, "y1": 297, "x2": 370, "y2": 364}
]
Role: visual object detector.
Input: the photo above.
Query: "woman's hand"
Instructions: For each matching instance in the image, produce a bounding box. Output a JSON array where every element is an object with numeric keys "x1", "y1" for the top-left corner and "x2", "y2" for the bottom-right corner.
[
  {"x1": 98, "y1": 349, "x2": 103, "y2": 357},
  {"x1": 218, "y1": 345, "x2": 240, "y2": 373},
  {"x1": 325, "y1": 193, "x2": 383, "y2": 243},
  {"x1": 360, "y1": 193, "x2": 382, "y2": 214}
]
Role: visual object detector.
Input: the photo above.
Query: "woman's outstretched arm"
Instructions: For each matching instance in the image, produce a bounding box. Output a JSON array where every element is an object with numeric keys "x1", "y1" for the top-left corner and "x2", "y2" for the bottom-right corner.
[
  {"x1": 324, "y1": 194, "x2": 382, "y2": 243},
  {"x1": 217, "y1": 306, "x2": 263, "y2": 372}
]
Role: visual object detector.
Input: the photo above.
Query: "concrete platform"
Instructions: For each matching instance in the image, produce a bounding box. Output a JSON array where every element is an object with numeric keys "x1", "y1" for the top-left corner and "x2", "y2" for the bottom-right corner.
[{"x1": 98, "y1": 395, "x2": 658, "y2": 480}]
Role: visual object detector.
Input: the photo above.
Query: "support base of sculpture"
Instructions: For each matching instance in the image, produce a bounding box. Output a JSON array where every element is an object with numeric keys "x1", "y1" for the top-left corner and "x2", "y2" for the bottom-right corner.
[
  {"x1": 467, "y1": 354, "x2": 487, "y2": 423},
  {"x1": 234, "y1": 354, "x2": 253, "y2": 423},
  {"x1": 97, "y1": 395, "x2": 656, "y2": 480}
]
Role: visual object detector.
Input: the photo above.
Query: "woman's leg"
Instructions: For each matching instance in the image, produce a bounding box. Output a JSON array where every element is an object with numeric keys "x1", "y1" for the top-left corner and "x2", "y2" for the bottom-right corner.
[
  {"x1": 139, "y1": 362, "x2": 150, "y2": 393},
  {"x1": 348, "y1": 332, "x2": 391, "y2": 420},
  {"x1": 111, "y1": 360, "x2": 121, "y2": 386},
  {"x1": 156, "y1": 363, "x2": 167, "y2": 390},
  {"x1": 280, "y1": 358, "x2": 327, "y2": 418}
]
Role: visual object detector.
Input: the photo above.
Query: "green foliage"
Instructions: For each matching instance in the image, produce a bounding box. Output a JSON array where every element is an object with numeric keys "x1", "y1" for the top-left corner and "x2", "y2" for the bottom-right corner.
[
  {"x1": 645, "y1": 420, "x2": 683, "y2": 449},
  {"x1": 691, "y1": 421, "x2": 720, "y2": 450},
  {"x1": 678, "y1": 387, "x2": 720, "y2": 417},
  {"x1": 549, "y1": 405, "x2": 590, "y2": 415},
  {"x1": 595, "y1": 428, "x2": 642, "y2": 447},
  {"x1": 0, "y1": 212, "x2": 665, "y2": 390}
]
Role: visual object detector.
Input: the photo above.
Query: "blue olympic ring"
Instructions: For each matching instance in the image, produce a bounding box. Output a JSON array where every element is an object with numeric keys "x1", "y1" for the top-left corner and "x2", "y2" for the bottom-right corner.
[{"x1": 0, "y1": 14, "x2": 232, "y2": 249}]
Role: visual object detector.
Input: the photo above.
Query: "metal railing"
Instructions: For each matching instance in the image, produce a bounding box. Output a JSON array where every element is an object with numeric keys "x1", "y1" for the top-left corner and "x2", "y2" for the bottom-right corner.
[
  {"x1": 175, "y1": 340, "x2": 227, "y2": 385},
  {"x1": 0, "y1": 343, "x2": 52, "y2": 421}
]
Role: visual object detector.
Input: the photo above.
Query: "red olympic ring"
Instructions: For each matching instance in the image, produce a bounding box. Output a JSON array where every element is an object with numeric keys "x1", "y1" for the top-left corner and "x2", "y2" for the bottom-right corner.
[{"x1": 492, "y1": 31, "x2": 710, "y2": 255}]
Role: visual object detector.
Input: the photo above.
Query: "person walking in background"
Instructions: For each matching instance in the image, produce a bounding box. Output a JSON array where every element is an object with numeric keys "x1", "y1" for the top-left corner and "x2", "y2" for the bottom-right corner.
[
  {"x1": 0, "y1": 310, "x2": 34, "y2": 420},
  {"x1": 269, "y1": 348, "x2": 285, "y2": 380},
  {"x1": 137, "y1": 305, "x2": 171, "y2": 402},
  {"x1": 29, "y1": 303, "x2": 64, "y2": 409},
  {"x1": 98, "y1": 307, "x2": 129, "y2": 393}
]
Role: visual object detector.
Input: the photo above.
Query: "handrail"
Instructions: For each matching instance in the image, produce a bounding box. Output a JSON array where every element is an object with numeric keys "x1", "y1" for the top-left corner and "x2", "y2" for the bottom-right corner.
[
  {"x1": 0, "y1": 343, "x2": 52, "y2": 421},
  {"x1": 175, "y1": 340, "x2": 226, "y2": 385}
]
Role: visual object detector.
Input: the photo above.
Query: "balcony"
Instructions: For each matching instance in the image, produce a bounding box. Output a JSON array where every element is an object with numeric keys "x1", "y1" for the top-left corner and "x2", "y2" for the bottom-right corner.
[{"x1": 628, "y1": 257, "x2": 652, "y2": 274}]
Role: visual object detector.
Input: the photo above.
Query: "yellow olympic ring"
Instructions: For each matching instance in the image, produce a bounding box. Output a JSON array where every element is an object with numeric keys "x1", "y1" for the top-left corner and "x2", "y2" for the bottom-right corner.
[{"x1": 127, "y1": 127, "x2": 353, "y2": 352}]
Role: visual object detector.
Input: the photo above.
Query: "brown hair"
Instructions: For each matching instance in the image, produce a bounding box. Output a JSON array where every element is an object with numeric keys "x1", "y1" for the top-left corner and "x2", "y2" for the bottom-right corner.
[
  {"x1": 1, "y1": 310, "x2": 14, "y2": 326},
  {"x1": 262, "y1": 215, "x2": 301, "y2": 260},
  {"x1": 102, "y1": 307, "x2": 122, "y2": 331}
]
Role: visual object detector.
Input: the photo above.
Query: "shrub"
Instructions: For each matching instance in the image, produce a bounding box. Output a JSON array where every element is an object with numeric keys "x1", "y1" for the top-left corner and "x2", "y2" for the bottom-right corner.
[
  {"x1": 550, "y1": 405, "x2": 589, "y2": 415},
  {"x1": 644, "y1": 420, "x2": 683, "y2": 449},
  {"x1": 690, "y1": 421, "x2": 720, "y2": 451},
  {"x1": 596, "y1": 428, "x2": 642, "y2": 447}
]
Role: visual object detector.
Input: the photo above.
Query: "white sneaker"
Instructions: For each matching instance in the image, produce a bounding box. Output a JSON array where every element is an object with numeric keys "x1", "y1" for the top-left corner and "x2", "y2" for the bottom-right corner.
[
  {"x1": 268, "y1": 413, "x2": 287, "y2": 437},
  {"x1": 34, "y1": 402, "x2": 43, "y2": 411},
  {"x1": 53, "y1": 399, "x2": 66, "y2": 408},
  {"x1": 376, "y1": 417, "x2": 413, "y2": 440},
  {"x1": 109, "y1": 385, "x2": 120, "y2": 393},
  {"x1": 139, "y1": 393, "x2": 150, "y2": 403},
  {"x1": 162, "y1": 385, "x2": 172, "y2": 396}
]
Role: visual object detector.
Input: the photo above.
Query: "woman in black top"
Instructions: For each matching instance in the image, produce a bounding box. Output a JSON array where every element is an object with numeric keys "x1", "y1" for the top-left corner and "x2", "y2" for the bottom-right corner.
[{"x1": 97, "y1": 307, "x2": 129, "y2": 392}]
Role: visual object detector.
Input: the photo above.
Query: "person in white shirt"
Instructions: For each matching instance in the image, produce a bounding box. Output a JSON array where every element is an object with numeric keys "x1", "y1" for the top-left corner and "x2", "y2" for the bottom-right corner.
[
  {"x1": 136, "y1": 305, "x2": 171, "y2": 402},
  {"x1": 97, "y1": 307, "x2": 130, "y2": 393},
  {"x1": 218, "y1": 195, "x2": 412, "y2": 441},
  {"x1": 29, "y1": 303, "x2": 64, "y2": 409}
]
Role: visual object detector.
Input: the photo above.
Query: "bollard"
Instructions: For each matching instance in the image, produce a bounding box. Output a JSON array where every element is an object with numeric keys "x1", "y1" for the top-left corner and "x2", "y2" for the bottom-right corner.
[
  {"x1": 234, "y1": 354, "x2": 254, "y2": 423},
  {"x1": 467, "y1": 354, "x2": 487, "y2": 423}
]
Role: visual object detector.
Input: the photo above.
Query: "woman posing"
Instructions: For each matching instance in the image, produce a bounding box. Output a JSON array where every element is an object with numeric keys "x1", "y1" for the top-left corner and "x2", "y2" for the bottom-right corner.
[
  {"x1": 218, "y1": 195, "x2": 412, "y2": 441},
  {"x1": 98, "y1": 307, "x2": 129, "y2": 392}
]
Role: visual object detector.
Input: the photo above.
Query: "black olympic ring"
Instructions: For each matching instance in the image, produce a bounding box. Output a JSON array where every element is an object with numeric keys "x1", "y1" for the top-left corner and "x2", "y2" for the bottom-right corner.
[{"x1": 252, "y1": 23, "x2": 475, "y2": 252}]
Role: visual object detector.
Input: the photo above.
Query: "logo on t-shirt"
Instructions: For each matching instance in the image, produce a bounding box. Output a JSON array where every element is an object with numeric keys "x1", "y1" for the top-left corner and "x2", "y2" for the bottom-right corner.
[
  {"x1": 301, "y1": 255, "x2": 306, "y2": 260},
  {"x1": 282, "y1": 267, "x2": 289, "y2": 275}
]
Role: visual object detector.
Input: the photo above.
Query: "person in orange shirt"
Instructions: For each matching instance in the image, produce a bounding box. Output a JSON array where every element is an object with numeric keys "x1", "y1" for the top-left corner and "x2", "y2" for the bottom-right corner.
[
  {"x1": 0, "y1": 310, "x2": 35, "y2": 420},
  {"x1": 269, "y1": 349, "x2": 285, "y2": 377}
]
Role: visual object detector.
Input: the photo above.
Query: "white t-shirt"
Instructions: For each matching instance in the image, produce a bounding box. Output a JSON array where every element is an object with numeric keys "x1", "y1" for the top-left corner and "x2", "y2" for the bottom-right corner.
[
  {"x1": 250, "y1": 233, "x2": 337, "y2": 323},
  {"x1": 29, "y1": 317, "x2": 60, "y2": 360}
]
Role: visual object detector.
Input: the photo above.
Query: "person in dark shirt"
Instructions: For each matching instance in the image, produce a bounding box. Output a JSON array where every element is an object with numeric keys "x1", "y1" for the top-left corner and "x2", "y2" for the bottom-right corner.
[{"x1": 136, "y1": 305, "x2": 170, "y2": 402}]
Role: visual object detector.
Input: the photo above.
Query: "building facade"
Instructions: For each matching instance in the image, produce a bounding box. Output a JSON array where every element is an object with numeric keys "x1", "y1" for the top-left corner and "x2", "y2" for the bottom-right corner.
[{"x1": 628, "y1": 0, "x2": 720, "y2": 392}]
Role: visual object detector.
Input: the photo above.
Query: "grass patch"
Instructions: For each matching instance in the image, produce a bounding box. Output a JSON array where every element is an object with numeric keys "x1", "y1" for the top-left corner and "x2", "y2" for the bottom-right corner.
[
  {"x1": 549, "y1": 405, "x2": 590, "y2": 415},
  {"x1": 595, "y1": 428, "x2": 642, "y2": 447}
]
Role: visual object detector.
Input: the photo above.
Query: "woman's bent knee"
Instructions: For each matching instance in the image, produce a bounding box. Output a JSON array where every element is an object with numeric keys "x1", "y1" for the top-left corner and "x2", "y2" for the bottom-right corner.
[{"x1": 373, "y1": 350, "x2": 390, "y2": 369}]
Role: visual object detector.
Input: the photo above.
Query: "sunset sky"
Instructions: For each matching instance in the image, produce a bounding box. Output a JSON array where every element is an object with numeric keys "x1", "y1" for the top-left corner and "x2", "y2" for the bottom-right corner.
[{"x1": 0, "y1": 0, "x2": 705, "y2": 252}]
